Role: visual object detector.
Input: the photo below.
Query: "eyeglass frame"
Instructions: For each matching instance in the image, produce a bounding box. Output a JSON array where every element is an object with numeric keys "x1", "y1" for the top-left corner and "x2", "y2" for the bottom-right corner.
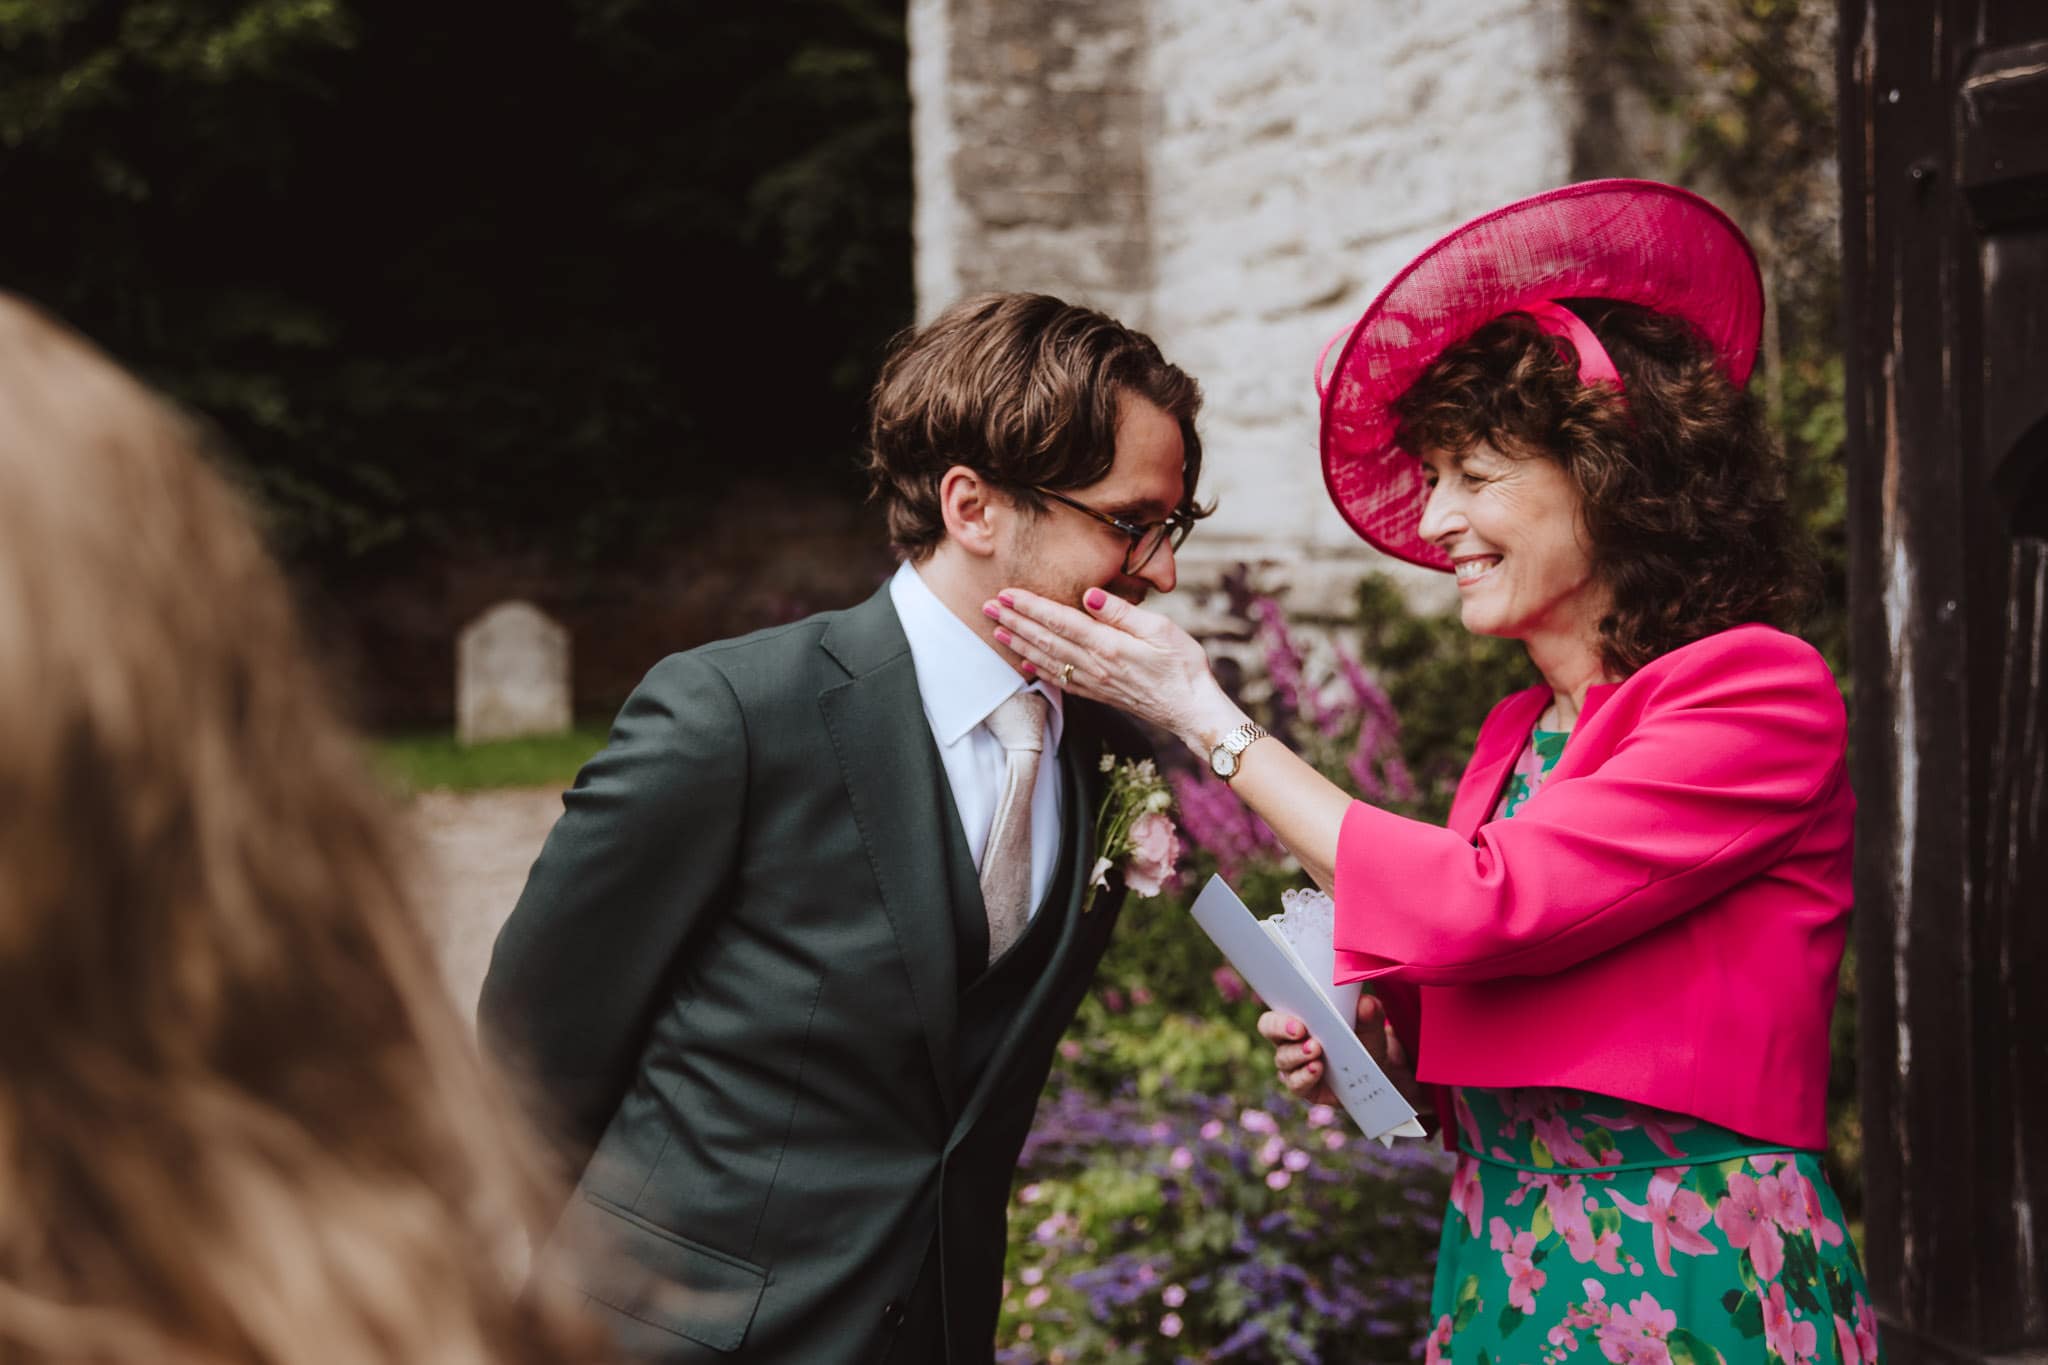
[{"x1": 1026, "y1": 484, "x2": 1195, "y2": 575}]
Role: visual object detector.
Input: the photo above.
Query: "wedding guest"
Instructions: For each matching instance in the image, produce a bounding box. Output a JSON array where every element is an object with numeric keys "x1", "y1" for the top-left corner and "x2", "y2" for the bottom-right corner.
[
  {"x1": 984, "y1": 182, "x2": 1882, "y2": 1358},
  {"x1": 0, "y1": 294, "x2": 598, "y2": 1364}
]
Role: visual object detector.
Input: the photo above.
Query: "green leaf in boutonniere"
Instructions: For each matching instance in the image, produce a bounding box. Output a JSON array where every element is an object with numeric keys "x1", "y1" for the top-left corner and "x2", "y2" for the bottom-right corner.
[{"x1": 1081, "y1": 751, "x2": 1181, "y2": 913}]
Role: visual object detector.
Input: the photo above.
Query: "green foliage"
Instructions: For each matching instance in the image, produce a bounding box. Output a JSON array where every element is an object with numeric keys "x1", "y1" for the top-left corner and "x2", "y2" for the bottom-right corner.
[
  {"x1": 370, "y1": 721, "x2": 609, "y2": 796},
  {"x1": 1003, "y1": 1000, "x2": 1450, "y2": 1364},
  {"x1": 0, "y1": 0, "x2": 912, "y2": 568}
]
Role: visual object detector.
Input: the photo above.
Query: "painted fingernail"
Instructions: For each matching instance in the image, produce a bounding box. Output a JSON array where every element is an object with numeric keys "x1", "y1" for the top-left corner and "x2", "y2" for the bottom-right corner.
[
  {"x1": 993, "y1": 628, "x2": 1012, "y2": 645},
  {"x1": 1289, "y1": 1023, "x2": 1303, "y2": 1039},
  {"x1": 1020, "y1": 660, "x2": 1037, "y2": 674},
  {"x1": 1305, "y1": 1042, "x2": 1319, "y2": 1058},
  {"x1": 1084, "y1": 588, "x2": 1107, "y2": 610},
  {"x1": 998, "y1": 592, "x2": 1015, "y2": 607},
  {"x1": 983, "y1": 603, "x2": 1001, "y2": 620}
]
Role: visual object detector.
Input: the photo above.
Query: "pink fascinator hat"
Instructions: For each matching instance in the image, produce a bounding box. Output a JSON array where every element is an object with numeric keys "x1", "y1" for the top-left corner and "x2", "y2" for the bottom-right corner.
[{"x1": 1317, "y1": 179, "x2": 1764, "y2": 571}]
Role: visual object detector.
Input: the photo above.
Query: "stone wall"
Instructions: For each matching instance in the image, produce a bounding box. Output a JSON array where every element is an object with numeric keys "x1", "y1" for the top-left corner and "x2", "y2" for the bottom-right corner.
[
  {"x1": 909, "y1": 0, "x2": 1584, "y2": 623},
  {"x1": 911, "y1": 0, "x2": 1154, "y2": 328}
]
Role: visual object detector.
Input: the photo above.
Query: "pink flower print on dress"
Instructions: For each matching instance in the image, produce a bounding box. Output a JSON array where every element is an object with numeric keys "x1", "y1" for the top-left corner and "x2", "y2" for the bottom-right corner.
[
  {"x1": 1533, "y1": 1111, "x2": 1606, "y2": 1170},
  {"x1": 1775, "y1": 1165, "x2": 1847, "y2": 1247},
  {"x1": 1608, "y1": 1168, "x2": 1716, "y2": 1275},
  {"x1": 1715, "y1": 1169, "x2": 1788, "y2": 1280},
  {"x1": 1762, "y1": 1283, "x2": 1819, "y2": 1365},
  {"x1": 1450, "y1": 1153, "x2": 1485, "y2": 1236},
  {"x1": 1854, "y1": 1296, "x2": 1880, "y2": 1361},
  {"x1": 1834, "y1": 1315, "x2": 1863, "y2": 1365},
  {"x1": 1583, "y1": 1107, "x2": 1697, "y2": 1161},
  {"x1": 1423, "y1": 1314, "x2": 1455, "y2": 1365},
  {"x1": 1453, "y1": 1088, "x2": 1483, "y2": 1148},
  {"x1": 1490, "y1": 1216, "x2": 1550, "y2": 1310},
  {"x1": 1595, "y1": 1291, "x2": 1677, "y2": 1365},
  {"x1": 1549, "y1": 1176, "x2": 1625, "y2": 1272}
]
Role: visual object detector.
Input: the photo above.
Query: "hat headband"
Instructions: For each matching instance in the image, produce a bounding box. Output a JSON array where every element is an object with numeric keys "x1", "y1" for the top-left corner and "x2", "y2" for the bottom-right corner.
[{"x1": 1523, "y1": 301, "x2": 1622, "y2": 395}]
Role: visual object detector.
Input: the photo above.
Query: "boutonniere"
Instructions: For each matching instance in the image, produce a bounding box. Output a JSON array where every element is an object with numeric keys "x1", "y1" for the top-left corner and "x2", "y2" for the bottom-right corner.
[{"x1": 1083, "y1": 752, "x2": 1183, "y2": 913}]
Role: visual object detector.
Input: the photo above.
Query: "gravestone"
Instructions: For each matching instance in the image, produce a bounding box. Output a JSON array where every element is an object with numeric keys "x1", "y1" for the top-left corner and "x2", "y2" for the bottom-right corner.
[{"x1": 456, "y1": 600, "x2": 571, "y2": 745}]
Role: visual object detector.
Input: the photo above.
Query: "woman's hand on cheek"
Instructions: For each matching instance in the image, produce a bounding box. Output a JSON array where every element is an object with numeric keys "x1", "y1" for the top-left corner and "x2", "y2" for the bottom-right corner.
[{"x1": 984, "y1": 586, "x2": 1244, "y2": 750}]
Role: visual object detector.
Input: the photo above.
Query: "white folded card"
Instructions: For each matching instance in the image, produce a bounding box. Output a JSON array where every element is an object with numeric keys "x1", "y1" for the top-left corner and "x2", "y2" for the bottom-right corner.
[{"x1": 1188, "y1": 875, "x2": 1427, "y2": 1146}]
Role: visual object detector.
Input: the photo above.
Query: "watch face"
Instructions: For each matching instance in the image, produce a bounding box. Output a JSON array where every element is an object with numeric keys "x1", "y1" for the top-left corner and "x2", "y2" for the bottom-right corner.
[{"x1": 1210, "y1": 747, "x2": 1234, "y2": 778}]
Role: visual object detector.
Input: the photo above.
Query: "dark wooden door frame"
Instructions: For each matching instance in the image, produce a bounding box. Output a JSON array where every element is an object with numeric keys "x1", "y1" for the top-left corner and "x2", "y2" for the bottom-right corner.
[{"x1": 1840, "y1": 1, "x2": 2048, "y2": 1358}]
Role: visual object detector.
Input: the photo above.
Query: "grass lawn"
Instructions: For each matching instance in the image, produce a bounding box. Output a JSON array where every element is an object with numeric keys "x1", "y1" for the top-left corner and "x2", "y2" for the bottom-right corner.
[{"x1": 371, "y1": 721, "x2": 611, "y2": 795}]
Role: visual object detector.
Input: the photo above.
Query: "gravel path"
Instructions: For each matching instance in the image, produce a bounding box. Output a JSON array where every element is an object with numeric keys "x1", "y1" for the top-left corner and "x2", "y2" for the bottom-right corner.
[{"x1": 405, "y1": 786, "x2": 565, "y2": 1019}]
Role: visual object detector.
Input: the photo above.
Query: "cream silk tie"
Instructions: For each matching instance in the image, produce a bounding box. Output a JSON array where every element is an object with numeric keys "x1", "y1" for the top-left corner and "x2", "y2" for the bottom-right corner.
[{"x1": 979, "y1": 690, "x2": 1051, "y2": 964}]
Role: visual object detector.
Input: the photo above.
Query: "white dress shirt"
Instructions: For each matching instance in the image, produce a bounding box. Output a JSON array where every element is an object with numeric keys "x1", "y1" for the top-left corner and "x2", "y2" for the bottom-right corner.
[{"x1": 889, "y1": 560, "x2": 1066, "y2": 916}]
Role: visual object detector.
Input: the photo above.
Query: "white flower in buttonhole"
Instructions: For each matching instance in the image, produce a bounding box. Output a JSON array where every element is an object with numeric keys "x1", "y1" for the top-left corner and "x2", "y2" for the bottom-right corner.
[{"x1": 1084, "y1": 755, "x2": 1182, "y2": 910}]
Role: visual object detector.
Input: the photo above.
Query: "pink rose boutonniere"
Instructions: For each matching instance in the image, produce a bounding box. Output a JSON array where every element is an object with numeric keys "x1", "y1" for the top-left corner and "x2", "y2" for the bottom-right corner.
[{"x1": 1083, "y1": 753, "x2": 1182, "y2": 912}]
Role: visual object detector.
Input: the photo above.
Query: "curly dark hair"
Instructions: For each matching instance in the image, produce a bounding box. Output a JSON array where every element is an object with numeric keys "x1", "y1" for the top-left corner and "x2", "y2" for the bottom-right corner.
[
  {"x1": 865, "y1": 292, "x2": 1208, "y2": 561},
  {"x1": 1392, "y1": 299, "x2": 1816, "y2": 676}
]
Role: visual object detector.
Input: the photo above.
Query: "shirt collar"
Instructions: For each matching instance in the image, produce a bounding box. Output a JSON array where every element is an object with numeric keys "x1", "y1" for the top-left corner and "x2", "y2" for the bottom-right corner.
[{"x1": 889, "y1": 560, "x2": 1066, "y2": 749}]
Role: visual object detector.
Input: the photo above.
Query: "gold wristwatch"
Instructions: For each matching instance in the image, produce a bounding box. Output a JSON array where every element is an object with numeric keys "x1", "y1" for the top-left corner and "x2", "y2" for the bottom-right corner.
[{"x1": 1208, "y1": 721, "x2": 1267, "y2": 781}]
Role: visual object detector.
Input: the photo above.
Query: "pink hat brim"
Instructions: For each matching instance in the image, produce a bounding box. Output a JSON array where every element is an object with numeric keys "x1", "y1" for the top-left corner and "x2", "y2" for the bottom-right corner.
[{"x1": 1319, "y1": 179, "x2": 1763, "y2": 571}]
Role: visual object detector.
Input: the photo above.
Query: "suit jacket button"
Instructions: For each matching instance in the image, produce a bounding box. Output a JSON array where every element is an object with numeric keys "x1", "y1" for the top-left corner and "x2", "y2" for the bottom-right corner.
[{"x1": 882, "y1": 1299, "x2": 908, "y2": 1329}]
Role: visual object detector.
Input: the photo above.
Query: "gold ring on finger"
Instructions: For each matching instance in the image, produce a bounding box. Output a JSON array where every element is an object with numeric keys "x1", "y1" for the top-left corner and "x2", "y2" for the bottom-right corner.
[{"x1": 1058, "y1": 661, "x2": 1075, "y2": 688}]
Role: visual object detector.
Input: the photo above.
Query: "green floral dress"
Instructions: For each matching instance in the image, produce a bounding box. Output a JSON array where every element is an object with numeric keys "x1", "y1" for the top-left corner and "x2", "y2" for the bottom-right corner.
[{"x1": 1424, "y1": 731, "x2": 1882, "y2": 1365}]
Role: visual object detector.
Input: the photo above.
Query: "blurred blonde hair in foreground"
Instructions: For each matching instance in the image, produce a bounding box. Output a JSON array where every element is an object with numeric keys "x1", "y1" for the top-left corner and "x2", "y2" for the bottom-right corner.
[{"x1": 0, "y1": 295, "x2": 599, "y2": 1362}]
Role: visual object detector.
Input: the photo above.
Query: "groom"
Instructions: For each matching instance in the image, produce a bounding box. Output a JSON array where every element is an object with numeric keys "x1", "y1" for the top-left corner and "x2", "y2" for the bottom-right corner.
[{"x1": 479, "y1": 292, "x2": 1204, "y2": 1363}]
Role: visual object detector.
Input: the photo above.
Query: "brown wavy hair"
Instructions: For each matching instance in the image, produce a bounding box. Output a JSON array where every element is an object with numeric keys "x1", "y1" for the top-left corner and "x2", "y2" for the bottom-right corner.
[
  {"x1": 0, "y1": 296, "x2": 600, "y2": 1363},
  {"x1": 1393, "y1": 299, "x2": 1816, "y2": 675},
  {"x1": 865, "y1": 292, "x2": 1209, "y2": 560}
]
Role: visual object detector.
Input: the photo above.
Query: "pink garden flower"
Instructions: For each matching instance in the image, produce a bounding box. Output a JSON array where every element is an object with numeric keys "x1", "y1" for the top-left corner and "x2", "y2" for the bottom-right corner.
[
  {"x1": 1608, "y1": 1168, "x2": 1717, "y2": 1275},
  {"x1": 1123, "y1": 811, "x2": 1180, "y2": 896},
  {"x1": 1715, "y1": 1170, "x2": 1787, "y2": 1280},
  {"x1": 1210, "y1": 964, "x2": 1248, "y2": 1003},
  {"x1": 1763, "y1": 1283, "x2": 1818, "y2": 1365}
]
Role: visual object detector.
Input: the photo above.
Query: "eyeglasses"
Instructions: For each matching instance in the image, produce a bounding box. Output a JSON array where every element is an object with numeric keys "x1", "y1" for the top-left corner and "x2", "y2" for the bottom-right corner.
[{"x1": 1029, "y1": 485, "x2": 1194, "y2": 575}]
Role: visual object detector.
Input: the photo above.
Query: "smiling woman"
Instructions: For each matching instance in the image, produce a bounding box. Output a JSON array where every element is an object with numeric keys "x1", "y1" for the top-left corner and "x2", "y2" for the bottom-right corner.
[{"x1": 986, "y1": 181, "x2": 1881, "y2": 1361}]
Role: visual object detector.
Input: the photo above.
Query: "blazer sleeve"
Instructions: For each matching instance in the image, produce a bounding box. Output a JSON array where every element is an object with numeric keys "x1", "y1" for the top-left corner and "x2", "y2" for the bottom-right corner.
[
  {"x1": 1332, "y1": 632, "x2": 1846, "y2": 985},
  {"x1": 477, "y1": 651, "x2": 748, "y2": 1172}
]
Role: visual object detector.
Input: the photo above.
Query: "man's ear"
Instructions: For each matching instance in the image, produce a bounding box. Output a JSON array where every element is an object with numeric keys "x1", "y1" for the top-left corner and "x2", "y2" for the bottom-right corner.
[{"x1": 938, "y1": 465, "x2": 1002, "y2": 559}]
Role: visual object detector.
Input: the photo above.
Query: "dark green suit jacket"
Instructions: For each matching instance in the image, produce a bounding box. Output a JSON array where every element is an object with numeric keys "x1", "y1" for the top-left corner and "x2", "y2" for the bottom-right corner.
[{"x1": 479, "y1": 585, "x2": 1143, "y2": 1362}]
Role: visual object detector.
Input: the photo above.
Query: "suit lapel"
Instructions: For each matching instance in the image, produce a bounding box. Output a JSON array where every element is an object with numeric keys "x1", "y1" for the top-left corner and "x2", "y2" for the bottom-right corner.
[
  {"x1": 818, "y1": 587, "x2": 966, "y2": 1112},
  {"x1": 1447, "y1": 686, "x2": 1549, "y2": 840},
  {"x1": 945, "y1": 706, "x2": 1113, "y2": 1151}
]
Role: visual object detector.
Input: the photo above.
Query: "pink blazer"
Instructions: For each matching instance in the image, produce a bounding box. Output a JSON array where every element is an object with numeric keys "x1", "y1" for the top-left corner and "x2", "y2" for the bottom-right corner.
[{"x1": 1333, "y1": 623, "x2": 1853, "y2": 1151}]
